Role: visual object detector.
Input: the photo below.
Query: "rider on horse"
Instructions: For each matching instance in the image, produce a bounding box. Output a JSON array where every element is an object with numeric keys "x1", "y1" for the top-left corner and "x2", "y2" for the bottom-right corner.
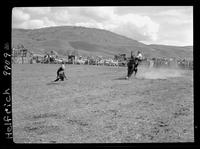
[{"x1": 126, "y1": 51, "x2": 143, "y2": 79}]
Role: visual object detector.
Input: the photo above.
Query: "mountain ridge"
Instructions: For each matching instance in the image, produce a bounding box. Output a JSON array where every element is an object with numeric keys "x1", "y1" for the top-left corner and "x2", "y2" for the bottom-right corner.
[{"x1": 12, "y1": 26, "x2": 193, "y2": 59}]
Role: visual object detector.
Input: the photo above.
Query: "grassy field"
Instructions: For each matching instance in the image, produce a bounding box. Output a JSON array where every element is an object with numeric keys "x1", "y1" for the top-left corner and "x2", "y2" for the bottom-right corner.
[{"x1": 12, "y1": 64, "x2": 194, "y2": 143}]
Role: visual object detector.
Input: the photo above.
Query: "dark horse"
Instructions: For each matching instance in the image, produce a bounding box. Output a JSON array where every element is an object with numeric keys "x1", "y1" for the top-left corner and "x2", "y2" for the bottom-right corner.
[{"x1": 126, "y1": 54, "x2": 140, "y2": 79}]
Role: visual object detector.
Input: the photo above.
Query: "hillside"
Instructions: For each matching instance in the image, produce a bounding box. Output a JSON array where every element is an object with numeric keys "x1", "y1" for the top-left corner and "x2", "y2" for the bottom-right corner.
[
  {"x1": 148, "y1": 44, "x2": 193, "y2": 59},
  {"x1": 12, "y1": 26, "x2": 193, "y2": 59}
]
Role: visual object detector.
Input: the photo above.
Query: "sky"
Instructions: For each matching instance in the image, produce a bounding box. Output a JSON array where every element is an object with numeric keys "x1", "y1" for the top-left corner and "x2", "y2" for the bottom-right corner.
[{"x1": 12, "y1": 6, "x2": 193, "y2": 46}]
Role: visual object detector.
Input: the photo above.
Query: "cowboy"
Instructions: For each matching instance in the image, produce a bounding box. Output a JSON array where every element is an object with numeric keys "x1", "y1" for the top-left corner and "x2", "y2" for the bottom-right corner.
[
  {"x1": 136, "y1": 51, "x2": 143, "y2": 62},
  {"x1": 54, "y1": 62, "x2": 67, "y2": 82}
]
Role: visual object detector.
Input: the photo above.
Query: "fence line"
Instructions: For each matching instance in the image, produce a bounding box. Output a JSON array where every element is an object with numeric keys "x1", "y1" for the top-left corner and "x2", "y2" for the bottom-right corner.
[{"x1": 12, "y1": 55, "x2": 193, "y2": 70}]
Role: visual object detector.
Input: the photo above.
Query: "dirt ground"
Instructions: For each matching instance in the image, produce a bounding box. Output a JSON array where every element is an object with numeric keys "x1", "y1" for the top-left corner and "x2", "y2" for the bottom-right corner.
[{"x1": 12, "y1": 64, "x2": 194, "y2": 143}]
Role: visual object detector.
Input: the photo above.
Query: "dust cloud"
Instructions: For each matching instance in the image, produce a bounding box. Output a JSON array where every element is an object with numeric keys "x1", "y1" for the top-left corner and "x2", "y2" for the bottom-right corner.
[{"x1": 137, "y1": 67, "x2": 185, "y2": 80}]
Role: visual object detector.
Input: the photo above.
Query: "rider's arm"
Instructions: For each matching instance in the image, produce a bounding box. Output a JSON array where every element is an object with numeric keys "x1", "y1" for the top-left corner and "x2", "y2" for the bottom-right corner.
[{"x1": 64, "y1": 73, "x2": 67, "y2": 79}]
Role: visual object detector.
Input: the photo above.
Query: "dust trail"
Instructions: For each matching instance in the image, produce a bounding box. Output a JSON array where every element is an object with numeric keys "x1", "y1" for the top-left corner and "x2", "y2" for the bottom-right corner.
[{"x1": 136, "y1": 67, "x2": 185, "y2": 80}]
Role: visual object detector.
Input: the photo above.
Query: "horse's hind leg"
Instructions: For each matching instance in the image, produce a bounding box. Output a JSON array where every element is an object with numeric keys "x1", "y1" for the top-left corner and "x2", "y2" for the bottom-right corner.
[
  {"x1": 128, "y1": 67, "x2": 134, "y2": 78},
  {"x1": 127, "y1": 67, "x2": 131, "y2": 77}
]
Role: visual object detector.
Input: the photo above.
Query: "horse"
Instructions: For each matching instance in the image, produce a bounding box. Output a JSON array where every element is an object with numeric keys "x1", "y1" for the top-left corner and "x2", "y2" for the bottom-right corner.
[{"x1": 126, "y1": 56, "x2": 140, "y2": 79}]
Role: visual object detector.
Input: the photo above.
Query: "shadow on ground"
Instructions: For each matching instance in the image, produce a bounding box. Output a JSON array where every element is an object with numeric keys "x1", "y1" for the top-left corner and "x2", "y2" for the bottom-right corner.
[
  {"x1": 113, "y1": 77, "x2": 127, "y2": 80},
  {"x1": 46, "y1": 81, "x2": 62, "y2": 85}
]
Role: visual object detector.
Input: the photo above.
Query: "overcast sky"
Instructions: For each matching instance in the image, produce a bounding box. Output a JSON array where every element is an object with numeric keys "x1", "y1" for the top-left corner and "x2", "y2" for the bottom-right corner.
[{"x1": 12, "y1": 6, "x2": 193, "y2": 46}]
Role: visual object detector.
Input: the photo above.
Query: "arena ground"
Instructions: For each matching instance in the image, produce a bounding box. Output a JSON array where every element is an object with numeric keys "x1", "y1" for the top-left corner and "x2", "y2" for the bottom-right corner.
[{"x1": 12, "y1": 64, "x2": 193, "y2": 143}]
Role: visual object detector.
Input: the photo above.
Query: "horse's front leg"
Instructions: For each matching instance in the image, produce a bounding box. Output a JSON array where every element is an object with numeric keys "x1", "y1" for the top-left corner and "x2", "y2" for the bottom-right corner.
[{"x1": 134, "y1": 67, "x2": 138, "y2": 76}]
